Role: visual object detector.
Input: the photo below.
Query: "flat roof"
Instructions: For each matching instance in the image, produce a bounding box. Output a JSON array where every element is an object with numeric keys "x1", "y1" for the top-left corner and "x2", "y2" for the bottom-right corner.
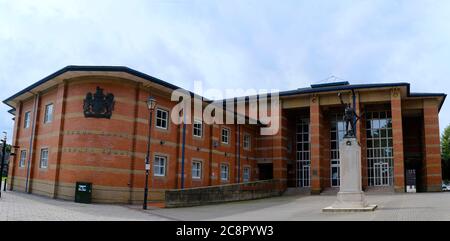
[{"x1": 3, "y1": 65, "x2": 447, "y2": 112}]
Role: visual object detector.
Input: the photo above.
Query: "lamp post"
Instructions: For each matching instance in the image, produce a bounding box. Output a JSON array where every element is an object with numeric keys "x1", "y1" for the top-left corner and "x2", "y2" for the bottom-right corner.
[
  {"x1": 143, "y1": 96, "x2": 156, "y2": 210},
  {"x1": 0, "y1": 132, "x2": 7, "y2": 198}
]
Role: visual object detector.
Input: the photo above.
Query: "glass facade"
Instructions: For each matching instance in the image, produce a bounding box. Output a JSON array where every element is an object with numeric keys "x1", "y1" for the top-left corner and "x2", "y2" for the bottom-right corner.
[
  {"x1": 366, "y1": 111, "x2": 393, "y2": 186},
  {"x1": 330, "y1": 113, "x2": 345, "y2": 187},
  {"x1": 296, "y1": 117, "x2": 310, "y2": 187}
]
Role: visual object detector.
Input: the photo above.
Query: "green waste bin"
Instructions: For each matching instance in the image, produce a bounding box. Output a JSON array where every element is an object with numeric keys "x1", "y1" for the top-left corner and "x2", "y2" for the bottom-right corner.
[{"x1": 75, "y1": 182, "x2": 92, "y2": 204}]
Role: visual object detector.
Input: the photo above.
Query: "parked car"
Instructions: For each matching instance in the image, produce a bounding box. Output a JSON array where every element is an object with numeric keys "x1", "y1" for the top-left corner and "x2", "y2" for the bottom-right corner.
[{"x1": 443, "y1": 183, "x2": 450, "y2": 192}]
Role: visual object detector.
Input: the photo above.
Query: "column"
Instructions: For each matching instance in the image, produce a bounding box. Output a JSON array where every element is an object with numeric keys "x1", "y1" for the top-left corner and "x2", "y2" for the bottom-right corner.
[
  {"x1": 51, "y1": 81, "x2": 68, "y2": 198},
  {"x1": 8, "y1": 101, "x2": 23, "y2": 190},
  {"x1": 272, "y1": 108, "x2": 288, "y2": 191},
  {"x1": 355, "y1": 92, "x2": 368, "y2": 189},
  {"x1": 423, "y1": 99, "x2": 442, "y2": 192},
  {"x1": 310, "y1": 95, "x2": 323, "y2": 194},
  {"x1": 391, "y1": 88, "x2": 405, "y2": 192}
]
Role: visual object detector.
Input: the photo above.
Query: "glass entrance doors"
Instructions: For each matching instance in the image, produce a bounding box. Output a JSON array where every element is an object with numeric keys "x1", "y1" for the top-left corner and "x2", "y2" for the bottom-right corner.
[{"x1": 373, "y1": 162, "x2": 390, "y2": 186}]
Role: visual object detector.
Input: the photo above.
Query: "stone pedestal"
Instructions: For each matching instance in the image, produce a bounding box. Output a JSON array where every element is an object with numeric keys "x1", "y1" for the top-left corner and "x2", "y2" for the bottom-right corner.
[{"x1": 323, "y1": 137, "x2": 377, "y2": 212}]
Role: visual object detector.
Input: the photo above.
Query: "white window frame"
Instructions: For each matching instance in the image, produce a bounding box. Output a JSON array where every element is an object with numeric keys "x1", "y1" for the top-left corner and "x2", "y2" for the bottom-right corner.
[
  {"x1": 192, "y1": 160, "x2": 202, "y2": 179},
  {"x1": 24, "y1": 111, "x2": 31, "y2": 128},
  {"x1": 19, "y1": 150, "x2": 27, "y2": 167},
  {"x1": 39, "y1": 148, "x2": 49, "y2": 169},
  {"x1": 243, "y1": 134, "x2": 251, "y2": 150},
  {"x1": 193, "y1": 120, "x2": 203, "y2": 138},
  {"x1": 221, "y1": 128, "x2": 230, "y2": 144},
  {"x1": 44, "y1": 103, "x2": 54, "y2": 124},
  {"x1": 220, "y1": 163, "x2": 229, "y2": 181},
  {"x1": 155, "y1": 108, "x2": 169, "y2": 130},
  {"x1": 154, "y1": 155, "x2": 167, "y2": 177},
  {"x1": 243, "y1": 167, "x2": 251, "y2": 182}
]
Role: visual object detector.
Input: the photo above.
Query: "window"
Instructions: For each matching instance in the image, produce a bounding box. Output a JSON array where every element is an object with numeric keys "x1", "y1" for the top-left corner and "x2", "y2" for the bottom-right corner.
[
  {"x1": 19, "y1": 150, "x2": 27, "y2": 167},
  {"x1": 193, "y1": 120, "x2": 203, "y2": 137},
  {"x1": 156, "y1": 108, "x2": 169, "y2": 129},
  {"x1": 221, "y1": 128, "x2": 230, "y2": 144},
  {"x1": 220, "y1": 164, "x2": 229, "y2": 181},
  {"x1": 192, "y1": 161, "x2": 202, "y2": 179},
  {"x1": 24, "y1": 111, "x2": 31, "y2": 128},
  {"x1": 44, "y1": 103, "x2": 54, "y2": 124},
  {"x1": 243, "y1": 134, "x2": 251, "y2": 150},
  {"x1": 330, "y1": 113, "x2": 345, "y2": 187},
  {"x1": 39, "y1": 148, "x2": 49, "y2": 169},
  {"x1": 296, "y1": 117, "x2": 310, "y2": 187},
  {"x1": 154, "y1": 155, "x2": 167, "y2": 176},
  {"x1": 366, "y1": 111, "x2": 393, "y2": 187},
  {"x1": 243, "y1": 167, "x2": 251, "y2": 182}
]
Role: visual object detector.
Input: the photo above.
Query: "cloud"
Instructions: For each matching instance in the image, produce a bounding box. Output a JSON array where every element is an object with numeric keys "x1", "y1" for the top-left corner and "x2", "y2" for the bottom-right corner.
[{"x1": 1, "y1": 0, "x2": 450, "y2": 143}]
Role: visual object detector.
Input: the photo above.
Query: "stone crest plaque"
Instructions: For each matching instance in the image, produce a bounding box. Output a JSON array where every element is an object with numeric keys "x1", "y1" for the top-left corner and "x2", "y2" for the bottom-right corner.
[{"x1": 83, "y1": 86, "x2": 115, "y2": 119}]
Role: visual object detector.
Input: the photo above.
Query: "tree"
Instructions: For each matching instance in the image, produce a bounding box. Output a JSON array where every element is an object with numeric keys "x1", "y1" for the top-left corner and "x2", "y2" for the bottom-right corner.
[{"x1": 441, "y1": 124, "x2": 450, "y2": 181}]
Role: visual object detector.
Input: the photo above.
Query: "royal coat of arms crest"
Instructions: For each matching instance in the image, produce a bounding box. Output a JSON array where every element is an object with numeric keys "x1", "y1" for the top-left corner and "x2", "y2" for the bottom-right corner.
[{"x1": 83, "y1": 86, "x2": 115, "y2": 119}]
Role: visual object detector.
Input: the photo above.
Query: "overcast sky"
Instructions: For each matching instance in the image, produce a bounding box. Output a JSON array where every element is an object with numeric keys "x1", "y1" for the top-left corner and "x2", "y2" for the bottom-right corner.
[{"x1": 1, "y1": 0, "x2": 450, "y2": 143}]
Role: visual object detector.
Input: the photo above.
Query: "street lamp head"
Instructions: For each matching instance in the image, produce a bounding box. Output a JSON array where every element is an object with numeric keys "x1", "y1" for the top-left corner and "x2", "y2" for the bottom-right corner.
[
  {"x1": 2, "y1": 132, "x2": 6, "y2": 141},
  {"x1": 147, "y1": 96, "x2": 157, "y2": 111}
]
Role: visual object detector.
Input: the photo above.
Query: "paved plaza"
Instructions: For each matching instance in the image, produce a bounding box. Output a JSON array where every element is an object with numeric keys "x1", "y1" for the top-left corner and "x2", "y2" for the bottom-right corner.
[
  {"x1": 1, "y1": 188, "x2": 450, "y2": 221},
  {"x1": 0, "y1": 190, "x2": 169, "y2": 221}
]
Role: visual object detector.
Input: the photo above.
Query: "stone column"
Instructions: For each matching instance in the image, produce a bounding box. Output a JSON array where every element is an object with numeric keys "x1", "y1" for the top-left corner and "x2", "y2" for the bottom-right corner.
[
  {"x1": 391, "y1": 88, "x2": 405, "y2": 192},
  {"x1": 323, "y1": 137, "x2": 377, "y2": 212},
  {"x1": 423, "y1": 99, "x2": 442, "y2": 192}
]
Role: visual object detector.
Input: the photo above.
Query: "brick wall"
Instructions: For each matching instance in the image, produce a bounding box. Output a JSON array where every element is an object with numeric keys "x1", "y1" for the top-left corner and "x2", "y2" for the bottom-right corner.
[
  {"x1": 8, "y1": 76, "x2": 261, "y2": 203},
  {"x1": 422, "y1": 99, "x2": 442, "y2": 191},
  {"x1": 165, "y1": 179, "x2": 283, "y2": 208},
  {"x1": 391, "y1": 89, "x2": 405, "y2": 192}
]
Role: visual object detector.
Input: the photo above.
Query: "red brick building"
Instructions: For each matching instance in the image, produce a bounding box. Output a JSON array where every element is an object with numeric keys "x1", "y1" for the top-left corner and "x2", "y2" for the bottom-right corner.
[{"x1": 3, "y1": 66, "x2": 446, "y2": 203}]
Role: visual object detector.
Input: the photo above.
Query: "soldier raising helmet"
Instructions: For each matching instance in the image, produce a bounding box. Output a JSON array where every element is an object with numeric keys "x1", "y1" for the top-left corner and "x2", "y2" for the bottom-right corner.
[{"x1": 338, "y1": 92, "x2": 361, "y2": 138}]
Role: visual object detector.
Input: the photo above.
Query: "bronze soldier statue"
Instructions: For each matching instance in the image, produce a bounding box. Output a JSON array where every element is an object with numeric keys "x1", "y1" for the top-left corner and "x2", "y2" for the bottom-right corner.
[{"x1": 338, "y1": 92, "x2": 361, "y2": 138}]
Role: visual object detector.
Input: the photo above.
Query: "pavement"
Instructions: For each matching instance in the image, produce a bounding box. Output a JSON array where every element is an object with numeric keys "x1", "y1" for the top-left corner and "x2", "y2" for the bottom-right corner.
[
  {"x1": 0, "y1": 190, "x2": 169, "y2": 221},
  {"x1": 1, "y1": 187, "x2": 450, "y2": 221},
  {"x1": 146, "y1": 191, "x2": 450, "y2": 221}
]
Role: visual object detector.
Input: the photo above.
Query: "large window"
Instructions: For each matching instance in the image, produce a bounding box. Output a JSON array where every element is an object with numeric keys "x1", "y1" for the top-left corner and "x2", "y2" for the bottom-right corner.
[
  {"x1": 243, "y1": 134, "x2": 251, "y2": 150},
  {"x1": 221, "y1": 128, "x2": 230, "y2": 144},
  {"x1": 192, "y1": 161, "x2": 202, "y2": 179},
  {"x1": 24, "y1": 111, "x2": 31, "y2": 128},
  {"x1": 156, "y1": 108, "x2": 169, "y2": 129},
  {"x1": 243, "y1": 167, "x2": 251, "y2": 182},
  {"x1": 366, "y1": 111, "x2": 393, "y2": 186},
  {"x1": 154, "y1": 155, "x2": 167, "y2": 176},
  {"x1": 44, "y1": 103, "x2": 54, "y2": 124},
  {"x1": 296, "y1": 117, "x2": 310, "y2": 187},
  {"x1": 193, "y1": 120, "x2": 203, "y2": 137},
  {"x1": 39, "y1": 148, "x2": 49, "y2": 169},
  {"x1": 19, "y1": 150, "x2": 27, "y2": 167},
  {"x1": 220, "y1": 164, "x2": 229, "y2": 181},
  {"x1": 330, "y1": 113, "x2": 345, "y2": 187}
]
